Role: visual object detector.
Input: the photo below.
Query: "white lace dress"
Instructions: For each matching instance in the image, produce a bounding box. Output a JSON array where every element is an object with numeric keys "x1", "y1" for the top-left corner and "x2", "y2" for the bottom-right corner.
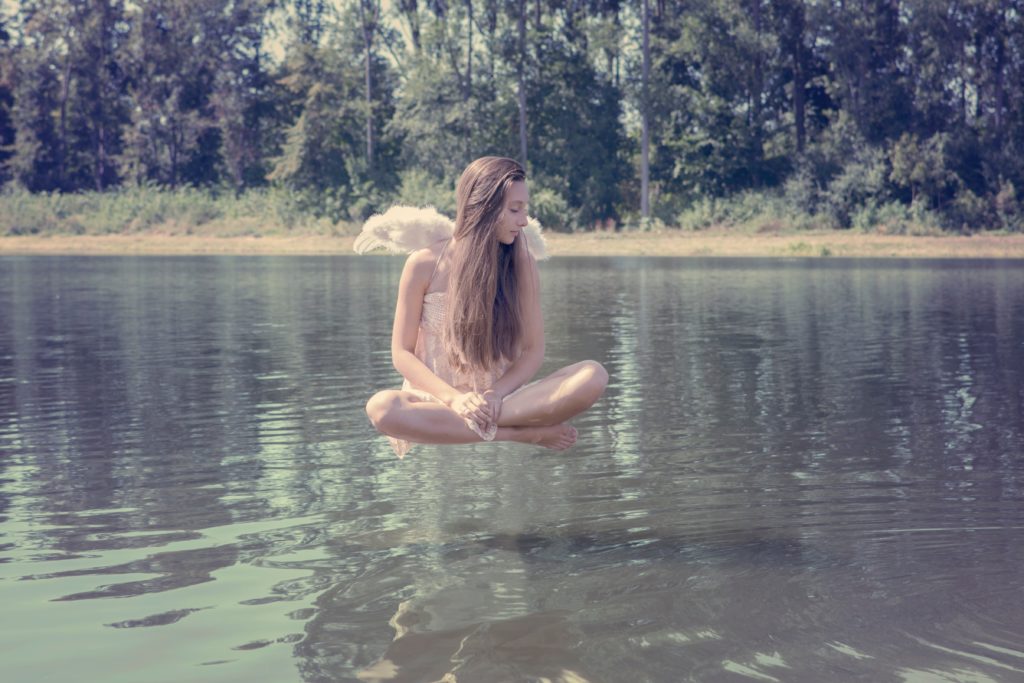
[{"x1": 388, "y1": 290, "x2": 518, "y2": 458}]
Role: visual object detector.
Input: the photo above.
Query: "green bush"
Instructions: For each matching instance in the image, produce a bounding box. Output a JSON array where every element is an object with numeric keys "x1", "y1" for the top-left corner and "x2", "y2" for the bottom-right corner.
[
  {"x1": 672, "y1": 191, "x2": 816, "y2": 232},
  {"x1": 0, "y1": 186, "x2": 343, "y2": 236},
  {"x1": 945, "y1": 187, "x2": 992, "y2": 233},
  {"x1": 994, "y1": 181, "x2": 1023, "y2": 232},
  {"x1": 820, "y1": 147, "x2": 889, "y2": 228},
  {"x1": 782, "y1": 165, "x2": 820, "y2": 216},
  {"x1": 675, "y1": 196, "x2": 719, "y2": 231},
  {"x1": 393, "y1": 168, "x2": 457, "y2": 216},
  {"x1": 530, "y1": 186, "x2": 572, "y2": 232}
]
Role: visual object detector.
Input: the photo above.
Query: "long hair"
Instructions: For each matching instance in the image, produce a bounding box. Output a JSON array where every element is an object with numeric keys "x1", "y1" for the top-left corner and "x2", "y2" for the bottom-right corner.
[{"x1": 444, "y1": 157, "x2": 527, "y2": 373}]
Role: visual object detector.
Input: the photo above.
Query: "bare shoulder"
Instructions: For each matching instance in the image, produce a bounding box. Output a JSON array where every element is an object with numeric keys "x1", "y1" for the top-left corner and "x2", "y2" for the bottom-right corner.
[{"x1": 403, "y1": 240, "x2": 446, "y2": 287}]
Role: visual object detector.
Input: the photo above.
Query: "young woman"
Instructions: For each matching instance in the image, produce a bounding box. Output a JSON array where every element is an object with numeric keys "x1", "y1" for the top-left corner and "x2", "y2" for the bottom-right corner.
[{"x1": 365, "y1": 156, "x2": 608, "y2": 457}]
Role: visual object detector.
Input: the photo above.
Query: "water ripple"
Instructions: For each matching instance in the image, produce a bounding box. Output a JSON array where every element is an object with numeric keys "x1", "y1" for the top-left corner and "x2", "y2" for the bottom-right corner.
[{"x1": 1, "y1": 256, "x2": 1023, "y2": 681}]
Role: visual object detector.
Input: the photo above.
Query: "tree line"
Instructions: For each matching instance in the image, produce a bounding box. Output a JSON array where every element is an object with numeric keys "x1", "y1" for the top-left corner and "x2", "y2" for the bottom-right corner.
[{"x1": 1, "y1": 1, "x2": 1022, "y2": 232}]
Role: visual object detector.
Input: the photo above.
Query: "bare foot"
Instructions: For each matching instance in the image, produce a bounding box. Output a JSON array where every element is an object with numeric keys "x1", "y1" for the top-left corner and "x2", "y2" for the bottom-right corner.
[{"x1": 532, "y1": 424, "x2": 578, "y2": 450}]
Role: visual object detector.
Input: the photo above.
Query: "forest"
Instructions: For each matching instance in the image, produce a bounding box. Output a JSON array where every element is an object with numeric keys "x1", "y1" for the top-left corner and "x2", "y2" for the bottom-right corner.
[{"x1": 0, "y1": 0, "x2": 1022, "y2": 234}]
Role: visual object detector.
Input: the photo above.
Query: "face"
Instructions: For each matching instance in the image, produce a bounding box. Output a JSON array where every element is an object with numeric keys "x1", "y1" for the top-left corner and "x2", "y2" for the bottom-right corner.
[{"x1": 496, "y1": 180, "x2": 529, "y2": 245}]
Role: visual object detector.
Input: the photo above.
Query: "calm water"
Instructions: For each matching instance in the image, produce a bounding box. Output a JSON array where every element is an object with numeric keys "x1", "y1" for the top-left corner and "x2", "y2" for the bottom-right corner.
[{"x1": 1, "y1": 255, "x2": 1023, "y2": 683}]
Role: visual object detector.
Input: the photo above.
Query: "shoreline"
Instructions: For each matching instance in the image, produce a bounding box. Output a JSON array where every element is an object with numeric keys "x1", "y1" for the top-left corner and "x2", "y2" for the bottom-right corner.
[{"x1": 1, "y1": 231, "x2": 1023, "y2": 259}]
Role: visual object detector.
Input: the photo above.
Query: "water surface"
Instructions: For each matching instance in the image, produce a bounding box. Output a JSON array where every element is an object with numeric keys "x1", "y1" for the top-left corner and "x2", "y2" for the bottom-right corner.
[{"x1": 1, "y1": 255, "x2": 1023, "y2": 682}]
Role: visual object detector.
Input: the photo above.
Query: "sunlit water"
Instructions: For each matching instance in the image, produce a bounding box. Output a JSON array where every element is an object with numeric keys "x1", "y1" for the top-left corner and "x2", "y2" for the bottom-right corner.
[{"x1": 1, "y1": 255, "x2": 1023, "y2": 683}]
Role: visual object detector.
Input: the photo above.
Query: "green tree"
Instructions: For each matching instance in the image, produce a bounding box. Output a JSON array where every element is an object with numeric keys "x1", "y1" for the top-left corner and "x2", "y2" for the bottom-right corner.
[
  {"x1": 269, "y1": 3, "x2": 398, "y2": 218},
  {"x1": 641, "y1": 0, "x2": 790, "y2": 208},
  {"x1": 0, "y1": 12, "x2": 16, "y2": 186},
  {"x1": 6, "y1": 0, "x2": 69, "y2": 190},
  {"x1": 293, "y1": 0, "x2": 328, "y2": 45},
  {"x1": 118, "y1": 0, "x2": 273, "y2": 188},
  {"x1": 389, "y1": 2, "x2": 514, "y2": 183},
  {"x1": 527, "y1": 14, "x2": 627, "y2": 227},
  {"x1": 889, "y1": 132, "x2": 958, "y2": 210},
  {"x1": 7, "y1": 0, "x2": 129, "y2": 191},
  {"x1": 817, "y1": 0, "x2": 912, "y2": 146},
  {"x1": 69, "y1": 0, "x2": 130, "y2": 190},
  {"x1": 208, "y1": 0, "x2": 278, "y2": 190},
  {"x1": 1, "y1": 0, "x2": 1021, "y2": 231},
  {"x1": 118, "y1": 0, "x2": 216, "y2": 186}
]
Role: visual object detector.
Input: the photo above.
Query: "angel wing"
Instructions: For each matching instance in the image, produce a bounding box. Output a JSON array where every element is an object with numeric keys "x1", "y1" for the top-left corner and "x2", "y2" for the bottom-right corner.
[
  {"x1": 354, "y1": 205, "x2": 549, "y2": 260},
  {"x1": 522, "y1": 217, "x2": 549, "y2": 261},
  {"x1": 353, "y1": 205, "x2": 454, "y2": 255}
]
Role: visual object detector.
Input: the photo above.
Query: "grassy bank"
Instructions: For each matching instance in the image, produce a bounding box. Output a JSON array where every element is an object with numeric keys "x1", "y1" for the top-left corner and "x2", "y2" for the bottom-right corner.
[
  {"x1": 2, "y1": 188, "x2": 1023, "y2": 258},
  {"x1": 3, "y1": 230, "x2": 1023, "y2": 259},
  {"x1": 0, "y1": 186, "x2": 350, "y2": 238}
]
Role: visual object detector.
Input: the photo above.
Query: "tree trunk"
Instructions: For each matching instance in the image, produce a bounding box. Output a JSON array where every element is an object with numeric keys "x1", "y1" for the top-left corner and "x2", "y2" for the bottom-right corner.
[
  {"x1": 641, "y1": 0, "x2": 650, "y2": 219},
  {"x1": 359, "y1": 0, "x2": 378, "y2": 171},
  {"x1": 465, "y1": 0, "x2": 473, "y2": 100},
  {"x1": 365, "y1": 39, "x2": 374, "y2": 170},
  {"x1": 96, "y1": 124, "x2": 106, "y2": 191},
  {"x1": 792, "y1": 4, "x2": 806, "y2": 154},
  {"x1": 488, "y1": 6, "x2": 496, "y2": 83},
  {"x1": 614, "y1": 4, "x2": 621, "y2": 88},
  {"x1": 752, "y1": 0, "x2": 762, "y2": 125},
  {"x1": 169, "y1": 123, "x2": 179, "y2": 187},
  {"x1": 974, "y1": 32, "x2": 983, "y2": 120},
  {"x1": 794, "y1": 50, "x2": 806, "y2": 154},
  {"x1": 58, "y1": 47, "x2": 72, "y2": 189},
  {"x1": 959, "y1": 45, "x2": 967, "y2": 123},
  {"x1": 994, "y1": 0, "x2": 1007, "y2": 137},
  {"x1": 95, "y1": 0, "x2": 113, "y2": 190},
  {"x1": 517, "y1": 0, "x2": 528, "y2": 168}
]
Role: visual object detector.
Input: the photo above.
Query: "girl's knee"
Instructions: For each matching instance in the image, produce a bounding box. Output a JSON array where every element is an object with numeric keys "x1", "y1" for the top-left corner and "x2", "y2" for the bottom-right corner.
[
  {"x1": 366, "y1": 391, "x2": 402, "y2": 432},
  {"x1": 582, "y1": 360, "x2": 608, "y2": 392},
  {"x1": 575, "y1": 360, "x2": 608, "y2": 402}
]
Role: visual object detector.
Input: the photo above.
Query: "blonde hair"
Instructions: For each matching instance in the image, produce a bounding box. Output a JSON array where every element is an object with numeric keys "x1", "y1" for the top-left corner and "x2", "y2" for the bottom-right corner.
[{"x1": 444, "y1": 157, "x2": 527, "y2": 373}]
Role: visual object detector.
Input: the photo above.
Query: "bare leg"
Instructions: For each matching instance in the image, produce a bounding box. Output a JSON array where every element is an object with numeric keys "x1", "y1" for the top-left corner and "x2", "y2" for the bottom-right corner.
[
  {"x1": 366, "y1": 390, "x2": 578, "y2": 450},
  {"x1": 497, "y1": 360, "x2": 608, "y2": 427}
]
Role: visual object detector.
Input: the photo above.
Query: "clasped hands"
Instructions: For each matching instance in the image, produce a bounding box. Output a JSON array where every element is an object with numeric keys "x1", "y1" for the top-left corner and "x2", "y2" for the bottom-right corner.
[{"x1": 448, "y1": 389, "x2": 502, "y2": 431}]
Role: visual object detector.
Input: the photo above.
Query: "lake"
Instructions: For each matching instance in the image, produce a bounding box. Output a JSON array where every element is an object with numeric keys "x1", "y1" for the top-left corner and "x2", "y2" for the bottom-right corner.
[{"x1": 1, "y1": 255, "x2": 1023, "y2": 683}]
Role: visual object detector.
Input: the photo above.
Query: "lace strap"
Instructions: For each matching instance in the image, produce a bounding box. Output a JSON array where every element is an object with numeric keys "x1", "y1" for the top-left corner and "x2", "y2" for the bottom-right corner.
[{"x1": 426, "y1": 239, "x2": 450, "y2": 291}]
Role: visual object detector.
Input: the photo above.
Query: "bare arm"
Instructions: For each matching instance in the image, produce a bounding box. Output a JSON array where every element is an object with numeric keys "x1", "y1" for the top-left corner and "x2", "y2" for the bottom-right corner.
[
  {"x1": 391, "y1": 248, "x2": 461, "y2": 406},
  {"x1": 488, "y1": 247, "x2": 545, "y2": 399}
]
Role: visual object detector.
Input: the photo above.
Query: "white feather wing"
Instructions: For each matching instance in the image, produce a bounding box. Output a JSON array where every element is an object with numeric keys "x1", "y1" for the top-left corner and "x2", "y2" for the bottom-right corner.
[
  {"x1": 523, "y1": 217, "x2": 549, "y2": 261},
  {"x1": 354, "y1": 204, "x2": 550, "y2": 261},
  {"x1": 353, "y1": 205, "x2": 454, "y2": 254}
]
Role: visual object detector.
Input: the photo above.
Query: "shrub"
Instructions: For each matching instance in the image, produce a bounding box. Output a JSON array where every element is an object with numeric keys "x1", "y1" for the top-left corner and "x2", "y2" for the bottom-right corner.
[
  {"x1": 945, "y1": 187, "x2": 992, "y2": 233},
  {"x1": 850, "y1": 200, "x2": 940, "y2": 235},
  {"x1": 530, "y1": 186, "x2": 573, "y2": 232},
  {"x1": 782, "y1": 165, "x2": 820, "y2": 216},
  {"x1": 994, "y1": 181, "x2": 1023, "y2": 232},
  {"x1": 0, "y1": 186, "x2": 340, "y2": 236},
  {"x1": 672, "y1": 191, "x2": 817, "y2": 232},
  {"x1": 820, "y1": 147, "x2": 889, "y2": 228},
  {"x1": 675, "y1": 196, "x2": 719, "y2": 231},
  {"x1": 393, "y1": 168, "x2": 456, "y2": 216}
]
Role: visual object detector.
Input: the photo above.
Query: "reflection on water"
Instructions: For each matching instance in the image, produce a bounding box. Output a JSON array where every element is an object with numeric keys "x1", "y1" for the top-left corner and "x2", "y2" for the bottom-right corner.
[{"x1": 1, "y1": 255, "x2": 1023, "y2": 682}]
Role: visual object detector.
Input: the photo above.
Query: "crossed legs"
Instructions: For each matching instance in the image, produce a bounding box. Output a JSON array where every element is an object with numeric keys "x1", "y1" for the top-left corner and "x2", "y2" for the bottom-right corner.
[{"x1": 365, "y1": 360, "x2": 608, "y2": 450}]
